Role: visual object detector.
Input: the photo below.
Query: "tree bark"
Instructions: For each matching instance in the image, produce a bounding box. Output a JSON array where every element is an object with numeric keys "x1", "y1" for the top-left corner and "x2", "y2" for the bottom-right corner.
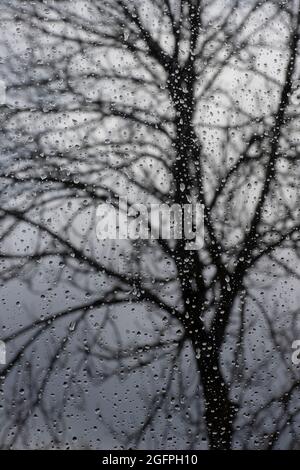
[
  {"x1": 197, "y1": 345, "x2": 236, "y2": 449},
  {"x1": 184, "y1": 289, "x2": 237, "y2": 449}
]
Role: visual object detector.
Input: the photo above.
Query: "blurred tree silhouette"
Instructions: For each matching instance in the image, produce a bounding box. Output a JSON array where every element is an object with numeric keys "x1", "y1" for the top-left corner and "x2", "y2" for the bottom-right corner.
[{"x1": 1, "y1": 0, "x2": 300, "y2": 450}]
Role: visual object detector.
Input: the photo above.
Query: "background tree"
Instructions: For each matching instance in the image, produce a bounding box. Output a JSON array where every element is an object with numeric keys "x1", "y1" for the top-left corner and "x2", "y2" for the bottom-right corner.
[{"x1": 1, "y1": 0, "x2": 300, "y2": 450}]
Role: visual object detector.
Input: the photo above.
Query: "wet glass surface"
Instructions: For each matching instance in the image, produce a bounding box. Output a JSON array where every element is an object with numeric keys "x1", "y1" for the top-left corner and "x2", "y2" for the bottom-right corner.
[{"x1": 0, "y1": 0, "x2": 300, "y2": 450}]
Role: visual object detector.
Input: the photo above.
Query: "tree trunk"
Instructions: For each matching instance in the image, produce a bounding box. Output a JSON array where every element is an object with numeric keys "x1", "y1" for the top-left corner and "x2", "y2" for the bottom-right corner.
[{"x1": 197, "y1": 348, "x2": 236, "y2": 449}]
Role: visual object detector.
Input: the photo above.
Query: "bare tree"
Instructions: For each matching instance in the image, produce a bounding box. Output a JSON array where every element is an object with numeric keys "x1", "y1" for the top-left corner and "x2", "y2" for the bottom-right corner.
[{"x1": 1, "y1": 0, "x2": 300, "y2": 450}]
